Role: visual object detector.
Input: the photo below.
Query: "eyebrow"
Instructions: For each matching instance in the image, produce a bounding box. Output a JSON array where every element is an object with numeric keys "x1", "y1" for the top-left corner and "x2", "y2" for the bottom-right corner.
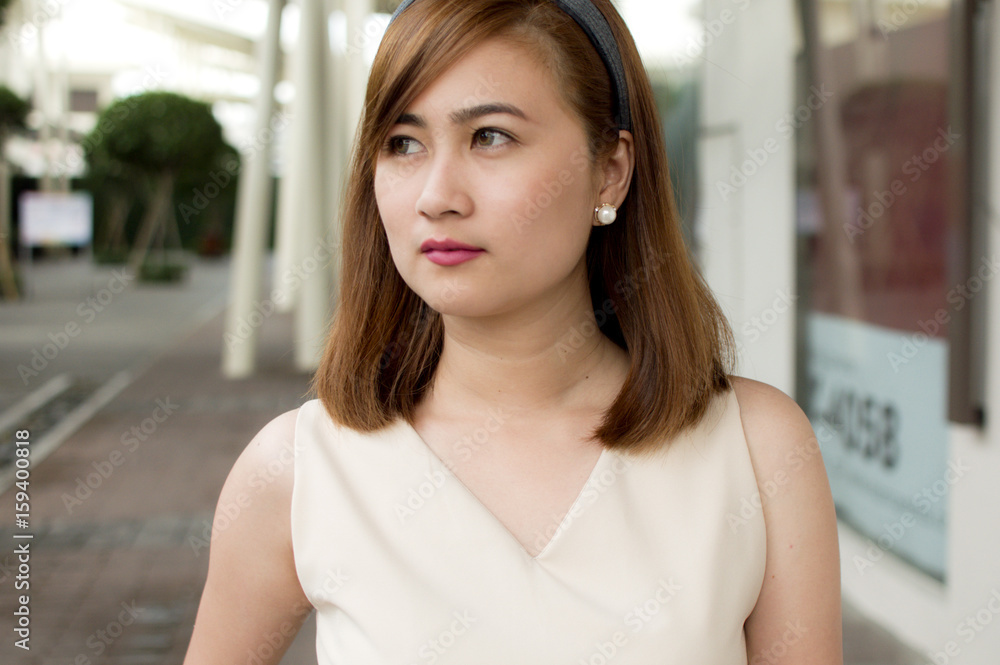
[{"x1": 394, "y1": 102, "x2": 529, "y2": 129}]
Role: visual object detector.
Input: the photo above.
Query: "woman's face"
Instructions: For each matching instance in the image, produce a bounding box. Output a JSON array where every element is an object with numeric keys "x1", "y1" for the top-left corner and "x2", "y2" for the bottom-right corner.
[{"x1": 374, "y1": 37, "x2": 603, "y2": 317}]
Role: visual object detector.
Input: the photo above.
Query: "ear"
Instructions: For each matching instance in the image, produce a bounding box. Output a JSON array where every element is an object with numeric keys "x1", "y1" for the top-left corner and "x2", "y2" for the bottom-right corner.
[{"x1": 594, "y1": 130, "x2": 635, "y2": 211}]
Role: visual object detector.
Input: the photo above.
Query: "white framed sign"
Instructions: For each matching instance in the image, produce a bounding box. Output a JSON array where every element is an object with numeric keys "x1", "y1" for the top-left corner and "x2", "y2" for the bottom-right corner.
[
  {"x1": 19, "y1": 191, "x2": 93, "y2": 247},
  {"x1": 806, "y1": 312, "x2": 949, "y2": 580}
]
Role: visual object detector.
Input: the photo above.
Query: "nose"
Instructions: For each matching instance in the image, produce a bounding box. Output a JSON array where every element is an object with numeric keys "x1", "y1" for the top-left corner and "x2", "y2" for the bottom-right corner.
[{"x1": 415, "y1": 145, "x2": 473, "y2": 220}]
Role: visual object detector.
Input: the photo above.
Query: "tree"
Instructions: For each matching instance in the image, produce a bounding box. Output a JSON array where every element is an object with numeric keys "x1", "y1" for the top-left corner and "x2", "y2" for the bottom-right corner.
[
  {"x1": 84, "y1": 91, "x2": 232, "y2": 276},
  {"x1": 0, "y1": 84, "x2": 30, "y2": 300},
  {"x1": 0, "y1": 0, "x2": 13, "y2": 28},
  {"x1": 83, "y1": 133, "x2": 135, "y2": 260}
]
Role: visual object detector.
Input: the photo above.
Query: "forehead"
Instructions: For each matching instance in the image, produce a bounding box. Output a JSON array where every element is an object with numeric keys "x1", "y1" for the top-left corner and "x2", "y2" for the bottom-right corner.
[{"x1": 399, "y1": 36, "x2": 569, "y2": 122}]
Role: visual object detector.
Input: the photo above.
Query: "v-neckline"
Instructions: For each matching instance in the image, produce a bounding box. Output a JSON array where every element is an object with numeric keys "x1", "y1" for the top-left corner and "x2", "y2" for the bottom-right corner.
[{"x1": 397, "y1": 417, "x2": 609, "y2": 561}]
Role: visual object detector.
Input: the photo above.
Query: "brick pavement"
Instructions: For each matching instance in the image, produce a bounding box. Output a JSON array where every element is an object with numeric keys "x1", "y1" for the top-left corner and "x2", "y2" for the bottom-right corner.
[{"x1": 0, "y1": 308, "x2": 319, "y2": 665}]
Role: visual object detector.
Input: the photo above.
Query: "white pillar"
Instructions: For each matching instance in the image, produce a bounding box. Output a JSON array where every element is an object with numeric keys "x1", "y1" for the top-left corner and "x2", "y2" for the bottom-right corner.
[
  {"x1": 221, "y1": 0, "x2": 286, "y2": 378},
  {"x1": 325, "y1": 0, "x2": 350, "y2": 306},
  {"x1": 33, "y1": 0, "x2": 54, "y2": 193},
  {"x1": 54, "y1": 45, "x2": 70, "y2": 193},
  {"x1": 270, "y1": 121, "x2": 303, "y2": 312},
  {"x1": 343, "y1": 0, "x2": 373, "y2": 142},
  {"x1": 292, "y1": 0, "x2": 333, "y2": 371},
  {"x1": 272, "y1": 2, "x2": 306, "y2": 313},
  {"x1": 697, "y1": 0, "x2": 797, "y2": 394}
]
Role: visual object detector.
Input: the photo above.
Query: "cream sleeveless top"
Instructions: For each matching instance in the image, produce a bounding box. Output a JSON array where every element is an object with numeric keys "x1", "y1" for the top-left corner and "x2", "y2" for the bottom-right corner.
[{"x1": 291, "y1": 388, "x2": 766, "y2": 664}]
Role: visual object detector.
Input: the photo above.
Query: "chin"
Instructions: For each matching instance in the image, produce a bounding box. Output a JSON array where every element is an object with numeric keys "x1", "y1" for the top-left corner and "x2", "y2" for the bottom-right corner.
[
  {"x1": 416, "y1": 288, "x2": 510, "y2": 319},
  {"x1": 421, "y1": 298, "x2": 490, "y2": 318}
]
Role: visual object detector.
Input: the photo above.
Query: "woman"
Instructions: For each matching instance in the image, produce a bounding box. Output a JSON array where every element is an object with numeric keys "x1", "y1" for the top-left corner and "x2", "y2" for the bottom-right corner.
[{"x1": 184, "y1": 0, "x2": 842, "y2": 663}]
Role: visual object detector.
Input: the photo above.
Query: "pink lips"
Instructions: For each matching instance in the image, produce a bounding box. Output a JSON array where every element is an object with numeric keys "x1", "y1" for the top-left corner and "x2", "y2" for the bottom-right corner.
[{"x1": 420, "y1": 238, "x2": 485, "y2": 266}]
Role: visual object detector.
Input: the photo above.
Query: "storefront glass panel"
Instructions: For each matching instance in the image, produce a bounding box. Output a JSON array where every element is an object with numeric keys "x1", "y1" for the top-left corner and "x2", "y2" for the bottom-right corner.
[{"x1": 795, "y1": 0, "x2": 959, "y2": 581}]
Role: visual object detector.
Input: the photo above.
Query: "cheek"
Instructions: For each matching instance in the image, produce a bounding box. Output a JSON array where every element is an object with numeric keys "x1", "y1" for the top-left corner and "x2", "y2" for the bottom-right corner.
[
  {"x1": 374, "y1": 169, "x2": 409, "y2": 241},
  {"x1": 489, "y1": 159, "x2": 594, "y2": 254},
  {"x1": 373, "y1": 168, "x2": 395, "y2": 222},
  {"x1": 373, "y1": 173, "x2": 414, "y2": 282}
]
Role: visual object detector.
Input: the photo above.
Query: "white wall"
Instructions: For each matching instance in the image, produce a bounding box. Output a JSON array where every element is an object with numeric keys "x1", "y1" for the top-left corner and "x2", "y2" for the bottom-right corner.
[{"x1": 697, "y1": 0, "x2": 797, "y2": 395}]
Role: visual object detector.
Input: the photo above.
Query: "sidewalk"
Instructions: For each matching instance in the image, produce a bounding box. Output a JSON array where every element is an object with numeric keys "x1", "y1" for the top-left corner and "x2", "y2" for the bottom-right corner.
[
  {"x1": 0, "y1": 255, "x2": 230, "y2": 413},
  {"x1": 0, "y1": 259, "x2": 319, "y2": 664}
]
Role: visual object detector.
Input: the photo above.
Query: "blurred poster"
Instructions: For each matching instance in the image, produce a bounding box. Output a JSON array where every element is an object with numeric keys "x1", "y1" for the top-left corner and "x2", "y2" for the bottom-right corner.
[
  {"x1": 806, "y1": 313, "x2": 949, "y2": 579},
  {"x1": 19, "y1": 191, "x2": 94, "y2": 247},
  {"x1": 795, "y1": 4, "x2": 959, "y2": 580}
]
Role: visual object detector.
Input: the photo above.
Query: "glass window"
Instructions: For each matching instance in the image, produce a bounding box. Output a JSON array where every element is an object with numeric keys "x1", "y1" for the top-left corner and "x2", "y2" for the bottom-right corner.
[{"x1": 794, "y1": 0, "x2": 963, "y2": 582}]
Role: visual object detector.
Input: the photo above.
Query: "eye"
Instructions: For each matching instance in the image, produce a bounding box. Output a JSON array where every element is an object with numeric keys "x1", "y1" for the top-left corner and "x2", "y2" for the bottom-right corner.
[
  {"x1": 473, "y1": 128, "x2": 513, "y2": 149},
  {"x1": 383, "y1": 135, "x2": 422, "y2": 157}
]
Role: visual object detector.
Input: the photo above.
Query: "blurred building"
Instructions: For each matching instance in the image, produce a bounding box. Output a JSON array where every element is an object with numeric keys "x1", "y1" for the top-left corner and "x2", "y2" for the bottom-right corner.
[{"x1": 0, "y1": 0, "x2": 271, "y2": 183}]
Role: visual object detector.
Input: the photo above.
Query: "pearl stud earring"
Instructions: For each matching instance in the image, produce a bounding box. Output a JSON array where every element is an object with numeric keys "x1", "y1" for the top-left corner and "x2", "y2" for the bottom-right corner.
[{"x1": 594, "y1": 203, "x2": 617, "y2": 225}]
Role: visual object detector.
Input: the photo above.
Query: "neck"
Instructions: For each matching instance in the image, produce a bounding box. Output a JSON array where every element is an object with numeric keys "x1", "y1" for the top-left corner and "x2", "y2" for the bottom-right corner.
[{"x1": 426, "y1": 281, "x2": 628, "y2": 417}]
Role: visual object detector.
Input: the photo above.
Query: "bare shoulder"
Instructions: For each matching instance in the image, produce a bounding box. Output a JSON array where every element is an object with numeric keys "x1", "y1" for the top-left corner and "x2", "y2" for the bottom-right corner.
[
  {"x1": 211, "y1": 406, "x2": 303, "y2": 572},
  {"x1": 244, "y1": 407, "x2": 300, "y2": 456},
  {"x1": 727, "y1": 374, "x2": 830, "y2": 530},
  {"x1": 213, "y1": 408, "x2": 302, "y2": 529},
  {"x1": 727, "y1": 375, "x2": 843, "y2": 665},
  {"x1": 729, "y1": 375, "x2": 817, "y2": 463},
  {"x1": 183, "y1": 408, "x2": 311, "y2": 664},
  {"x1": 232, "y1": 407, "x2": 301, "y2": 484}
]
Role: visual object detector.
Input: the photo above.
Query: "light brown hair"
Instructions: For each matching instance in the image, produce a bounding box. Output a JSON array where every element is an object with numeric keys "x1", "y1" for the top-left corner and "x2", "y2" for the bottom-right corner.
[{"x1": 313, "y1": 0, "x2": 736, "y2": 457}]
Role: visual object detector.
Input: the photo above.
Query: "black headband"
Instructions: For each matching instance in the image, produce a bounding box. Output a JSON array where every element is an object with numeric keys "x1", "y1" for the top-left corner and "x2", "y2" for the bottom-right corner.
[{"x1": 384, "y1": 0, "x2": 632, "y2": 132}]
